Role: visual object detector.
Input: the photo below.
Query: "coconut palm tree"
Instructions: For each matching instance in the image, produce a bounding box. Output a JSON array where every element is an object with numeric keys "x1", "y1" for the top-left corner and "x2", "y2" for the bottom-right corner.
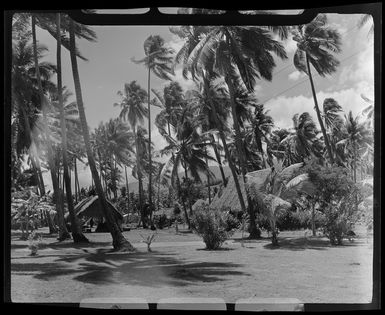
[
  {"x1": 31, "y1": 15, "x2": 70, "y2": 241},
  {"x1": 186, "y1": 74, "x2": 229, "y2": 186},
  {"x1": 246, "y1": 104, "x2": 274, "y2": 168},
  {"x1": 68, "y1": 18, "x2": 134, "y2": 251},
  {"x1": 321, "y1": 98, "x2": 345, "y2": 165},
  {"x1": 55, "y1": 13, "x2": 88, "y2": 243},
  {"x1": 160, "y1": 105, "x2": 215, "y2": 229},
  {"x1": 280, "y1": 112, "x2": 324, "y2": 165},
  {"x1": 337, "y1": 111, "x2": 373, "y2": 183},
  {"x1": 176, "y1": 25, "x2": 287, "y2": 238},
  {"x1": 114, "y1": 81, "x2": 148, "y2": 227},
  {"x1": 247, "y1": 160, "x2": 315, "y2": 245},
  {"x1": 131, "y1": 35, "x2": 175, "y2": 218},
  {"x1": 292, "y1": 14, "x2": 342, "y2": 164}
]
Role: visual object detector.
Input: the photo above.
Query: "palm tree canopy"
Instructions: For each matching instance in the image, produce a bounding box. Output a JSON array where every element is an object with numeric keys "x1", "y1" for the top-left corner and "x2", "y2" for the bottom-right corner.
[
  {"x1": 114, "y1": 81, "x2": 148, "y2": 128},
  {"x1": 132, "y1": 35, "x2": 175, "y2": 80},
  {"x1": 292, "y1": 14, "x2": 342, "y2": 77}
]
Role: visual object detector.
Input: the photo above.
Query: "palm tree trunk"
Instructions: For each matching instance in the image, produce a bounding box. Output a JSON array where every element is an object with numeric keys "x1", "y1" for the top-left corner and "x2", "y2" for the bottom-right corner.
[
  {"x1": 311, "y1": 202, "x2": 316, "y2": 237},
  {"x1": 305, "y1": 53, "x2": 334, "y2": 165},
  {"x1": 205, "y1": 147, "x2": 211, "y2": 203},
  {"x1": 68, "y1": 19, "x2": 134, "y2": 251},
  {"x1": 212, "y1": 135, "x2": 227, "y2": 186},
  {"x1": 183, "y1": 164, "x2": 193, "y2": 216},
  {"x1": 147, "y1": 67, "x2": 153, "y2": 219},
  {"x1": 74, "y1": 157, "x2": 78, "y2": 203},
  {"x1": 56, "y1": 13, "x2": 88, "y2": 243},
  {"x1": 124, "y1": 166, "x2": 130, "y2": 213},
  {"x1": 133, "y1": 126, "x2": 145, "y2": 228},
  {"x1": 32, "y1": 16, "x2": 70, "y2": 241},
  {"x1": 227, "y1": 77, "x2": 260, "y2": 238}
]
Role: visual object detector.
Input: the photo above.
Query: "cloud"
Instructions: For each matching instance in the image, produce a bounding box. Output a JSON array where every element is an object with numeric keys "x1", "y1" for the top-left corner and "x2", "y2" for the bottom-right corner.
[
  {"x1": 338, "y1": 44, "x2": 374, "y2": 88},
  {"x1": 288, "y1": 70, "x2": 305, "y2": 81},
  {"x1": 284, "y1": 37, "x2": 298, "y2": 54},
  {"x1": 265, "y1": 86, "x2": 374, "y2": 130}
]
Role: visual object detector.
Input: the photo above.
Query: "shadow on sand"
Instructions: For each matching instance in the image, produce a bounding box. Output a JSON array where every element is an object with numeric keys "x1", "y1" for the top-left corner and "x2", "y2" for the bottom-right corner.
[
  {"x1": 262, "y1": 236, "x2": 364, "y2": 251},
  {"x1": 11, "y1": 248, "x2": 250, "y2": 288}
]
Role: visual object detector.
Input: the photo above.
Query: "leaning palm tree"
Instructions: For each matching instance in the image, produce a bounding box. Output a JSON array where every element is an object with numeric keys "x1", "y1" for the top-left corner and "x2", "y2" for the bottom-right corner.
[
  {"x1": 131, "y1": 35, "x2": 175, "y2": 218},
  {"x1": 292, "y1": 14, "x2": 342, "y2": 164},
  {"x1": 68, "y1": 19, "x2": 134, "y2": 251}
]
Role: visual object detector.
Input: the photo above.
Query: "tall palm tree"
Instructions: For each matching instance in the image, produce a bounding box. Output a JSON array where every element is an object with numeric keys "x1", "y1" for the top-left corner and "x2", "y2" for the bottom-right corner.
[
  {"x1": 292, "y1": 14, "x2": 342, "y2": 164},
  {"x1": 55, "y1": 13, "x2": 88, "y2": 243},
  {"x1": 280, "y1": 112, "x2": 324, "y2": 165},
  {"x1": 177, "y1": 25, "x2": 287, "y2": 238},
  {"x1": 247, "y1": 104, "x2": 275, "y2": 168},
  {"x1": 114, "y1": 81, "x2": 148, "y2": 227},
  {"x1": 186, "y1": 73, "x2": 231, "y2": 186},
  {"x1": 322, "y1": 98, "x2": 344, "y2": 165},
  {"x1": 160, "y1": 105, "x2": 215, "y2": 229},
  {"x1": 337, "y1": 111, "x2": 373, "y2": 183},
  {"x1": 68, "y1": 19, "x2": 134, "y2": 251},
  {"x1": 131, "y1": 35, "x2": 175, "y2": 219},
  {"x1": 31, "y1": 15, "x2": 70, "y2": 241}
]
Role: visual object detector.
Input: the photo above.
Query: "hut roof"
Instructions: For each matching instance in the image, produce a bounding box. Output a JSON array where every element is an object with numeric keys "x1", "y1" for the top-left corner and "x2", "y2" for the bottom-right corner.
[
  {"x1": 210, "y1": 163, "x2": 314, "y2": 212},
  {"x1": 66, "y1": 196, "x2": 123, "y2": 221},
  {"x1": 210, "y1": 168, "x2": 271, "y2": 212}
]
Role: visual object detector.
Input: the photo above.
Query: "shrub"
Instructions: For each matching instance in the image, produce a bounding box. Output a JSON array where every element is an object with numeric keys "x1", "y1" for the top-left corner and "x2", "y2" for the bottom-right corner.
[
  {"x1": 153, "y1": 214, "x2": 169, "y2": 229},
  {"x1": 191, "y1": 205, "x2": 232, "y2": 250},
  {"x1": 323, "y1": 202, "x2": 359, "y2": 245}
]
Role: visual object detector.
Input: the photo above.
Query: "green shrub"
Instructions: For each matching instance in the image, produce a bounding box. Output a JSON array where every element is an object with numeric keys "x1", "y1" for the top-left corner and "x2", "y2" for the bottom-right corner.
[
  {"x1": 323, "y1": 203, "x2": 359, "y2": 245},
  {"x1": 191, "y1": 205, "x2": 232, "y2": 250},
  {"x1": 153, "y1": 214, "x2": 169, "y2": 229}
]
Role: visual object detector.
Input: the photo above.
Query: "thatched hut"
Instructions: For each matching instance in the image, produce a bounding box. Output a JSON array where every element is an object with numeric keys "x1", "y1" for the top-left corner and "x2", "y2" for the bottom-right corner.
[
  {"x1": 210, "y1": 163, "x2": 315, "y2": 212},
  {"x1": 65, "y1": 196, "x2": 123, "y2": 226},
  {"x1": 210, "y1": 168, "x2": 271, "y2": 212}
]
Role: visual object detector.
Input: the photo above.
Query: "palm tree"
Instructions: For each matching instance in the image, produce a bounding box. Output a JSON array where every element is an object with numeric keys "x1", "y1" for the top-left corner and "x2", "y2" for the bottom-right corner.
[
  {"x1": 322, "y1": 98, "x2": 344, "y2": 165},
  {"x1": 114, "y1": 81, "x2": 148, "y2": 227},
  {"x1": 31, "y1": 15, "x2": 70, "y2": 241},
  {"x1": 55, "y1": 13, "x2": 89, "y2": 243},
  {"x1": 160, "y1": 105, "x2": 215, "y2": 229},
  {"x1": 68, "y1": 19, "x2": 134, "y2": 251},
  {"x1": 337, "y1": 111, "x2": 373, "y2": 183},
  {"x1": 176, "y1": 25, "x2": 287, "y2": 238},
  {"x1": 247, "y1": 161, "x2": 315, "y2": 245},
  {"x1": 292, "y1": 14, "x2": 342, "y2": 164},
  {"x1": 280, "y1": 112, "x2": 324, "y2": 165},
  {"x1": 131, "y1": 35, "x2": 175, "y2": 220}
]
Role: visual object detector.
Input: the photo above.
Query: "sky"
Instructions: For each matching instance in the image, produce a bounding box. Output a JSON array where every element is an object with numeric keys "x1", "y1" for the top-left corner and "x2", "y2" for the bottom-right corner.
[{"x1": 24, "y1": 11, "x2": 374, "y2": 192}]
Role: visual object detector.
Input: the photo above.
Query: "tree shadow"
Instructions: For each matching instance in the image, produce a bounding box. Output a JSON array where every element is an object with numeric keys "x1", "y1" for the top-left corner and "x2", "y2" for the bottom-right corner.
[
  {"x1": 262, "y1": 236, "x2": 363, "y2": 251},
  {"x1": 11, "y1": 249, "x2": 250, "y2": 288}
]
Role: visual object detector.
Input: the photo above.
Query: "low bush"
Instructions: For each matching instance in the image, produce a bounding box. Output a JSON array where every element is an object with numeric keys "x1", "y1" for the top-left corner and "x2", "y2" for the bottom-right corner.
[
  {"x1": 191, "y1": 205, "x2": 233, "y2": 250},
  {"x1": 153, "y1": 213, "x2": 170, "y2": 229}
]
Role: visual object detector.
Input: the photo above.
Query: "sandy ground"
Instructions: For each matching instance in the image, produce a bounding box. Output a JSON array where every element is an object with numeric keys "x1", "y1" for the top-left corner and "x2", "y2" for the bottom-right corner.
[{"x1": 10, "y1": 224, "x2": 373, "y2": 304}]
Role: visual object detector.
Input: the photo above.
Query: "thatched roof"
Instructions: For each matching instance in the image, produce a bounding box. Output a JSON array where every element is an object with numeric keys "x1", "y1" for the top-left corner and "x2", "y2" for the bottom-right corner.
[
  {"x1": 210, "y1": 163, "x2": 316, "y2": 212},
  {"x1": 65, "y1": 196, "x2": 123, "y2": 221},
  {"x1": 210, "y1": 168, "x2": 272, "y2": 212},
  {"x1": 192, "y1": 199, "x2": 209, "y2": 212}
]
